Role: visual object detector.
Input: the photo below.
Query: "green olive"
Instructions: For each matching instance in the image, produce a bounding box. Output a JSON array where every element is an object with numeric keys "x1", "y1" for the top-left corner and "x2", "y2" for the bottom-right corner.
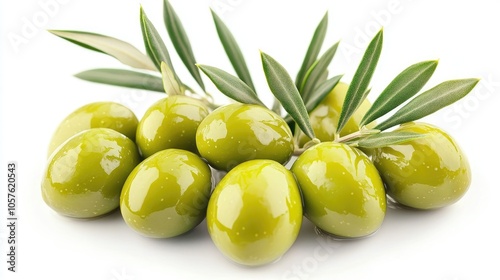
[
  {"x1": 369, "y1": 122, "x2": 471, "y2": 210},
  {"x1": 136, "y1": 95, "x2": 210, "y2": 158},
  {"x1": 42, "y1": 128, "x2": 141, "y2": 218},
  {"x1": 48, "y1": 102, "x2": 138, "y2": 156},
  {"x1": 120, "y1": 149, "x2": 212, "y2": 238},
  {"x1": 196, "y1": 103, "x2": 294, "y2": 171},
  {"x1": 292, "y1": 142, "x2": 386, "y2": 238},
  {"x1": 207, "y1": 160, "x2": 302, "y2": 266},
  {"x1": 298, "y1": 82, "x2": 374, "y2": 147}
]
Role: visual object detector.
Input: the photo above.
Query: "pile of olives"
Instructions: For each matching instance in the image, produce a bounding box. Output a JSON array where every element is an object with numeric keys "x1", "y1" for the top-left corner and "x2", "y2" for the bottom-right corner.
[{"x1": 41, "y1": 82, "x2": 471, "y2": 266}]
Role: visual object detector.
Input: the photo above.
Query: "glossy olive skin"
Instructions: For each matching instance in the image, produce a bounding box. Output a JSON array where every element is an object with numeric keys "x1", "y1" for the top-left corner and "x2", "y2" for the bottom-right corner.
[
  {"x1": 48, "y1": 102, "x2": 138, "y2": 156},
  {"x1": 136, "y1": 95, "x2": 209, "y2": 158},
  {"x1": 120, "y1": 149, "x2": 212, "y2": 238},
  {"x1": 292, "y1": 142, "x2": 386, "y2": 238},
  {"x1": 196, "y1": 103, "x2": 294, "y2": 171},
  {"x1": 298, "y1": 82, "x2": 374, "y2": 147},
  {"x1": 369, "y1": 122, "x2": 471, "y2": 210},
  {"x1": 207, "y1": 160, "x2": 302, "y2": 266},
  {"x1": 42, "y1": 128, "x2": 141, "y2": 218}
]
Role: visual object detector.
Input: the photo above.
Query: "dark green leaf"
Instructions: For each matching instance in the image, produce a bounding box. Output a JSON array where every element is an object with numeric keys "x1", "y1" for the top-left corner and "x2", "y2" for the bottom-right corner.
[
  {"x1": 360, "y1": 60, "x2": 438, "y2": 126},
  {"x1": 48, "y1": 30, "x2": 156, "y2": 71},
  {"x1": 337, "y1": 29, "x2": 383, "y2": 133},
  {"x1": 295, "y1": 12, "x2": 328, "y2": 89},
  {"x1": 164, "y1": 0, "x2": 205, "y2": 91},
  {"x1": 140, "y1": 6, "x2": 175, "y2": 74},
  {"x1": 376, "y1": 78, "x2": 480, "y2": 131},
  {"x1": 304, "y1": 74, "x2": 343, "y2": 112},
  {"x1": 261, "y1": 52, "x2": 315, "y2": 139},
  {"x1": 211, "y1": 9, "x2": 256, "y2": 92},
  {"x1": 357, "y1": 131, "x2": 426, "y2": 148},
  {"x1": 300, "y1": 42, "x2": 340, "y2": 101},
  {"x1": 197, "y1": 64, "x2": 264, "y2": 106},
  {"x1": 75, "y1": 69, "x2": 164, "y2": 92}
]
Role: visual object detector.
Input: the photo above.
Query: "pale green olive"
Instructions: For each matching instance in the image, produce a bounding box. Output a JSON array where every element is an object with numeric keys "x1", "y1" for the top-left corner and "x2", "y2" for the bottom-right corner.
[
  {"x1": 120, "y1": 149, "x2": 212, "y2": 238},
  {"x1": 42, "y1": 128, "x2": 141, "y2": 218},
  {"x1": 369, "y1": 122, "x2": 471, "y2": 209},
  {"x1": 196, "y1": 103, "x2": 294, "y2": 171},
  {"x1": 136, "y1": 95, "x2": 209, "y2": 158},
  {"x1": 48, "y1": 102, "x2": 138, "y2": 156},
  {"x1": 292, "y1": 142, "x2": 386, "y2": 238},
  {"x1": 207, "y1": 160, "x2": 302, "y2": 266}
]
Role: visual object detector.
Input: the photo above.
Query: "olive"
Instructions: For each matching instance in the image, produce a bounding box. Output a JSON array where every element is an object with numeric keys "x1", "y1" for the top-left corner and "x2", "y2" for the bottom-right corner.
[
  {"x1": 298, "y1": 82, "x2": 374, "y2": 147},
  {"x1": 291, "y1": 142, "x2": 386, "y2": 238},
  {"x1": 48, "y1": 102, "x2": 138, "y2": 156},
  {"x1": 196, "y1": 103, "x2": 294, "y2": 171},
  {"x1": 369, "y1": 122, "x2": 471, "y2": 210},
  {"x1": 136, "y1": 95, "x2": 209, "y2": 158},
  {"x1": 41, "y1": 128, "x2": 141, "y2": 218},
  {"x1": 120, "y1": 149, "x2": 212, "y2": 238},
  {"x1": 207, "y1": 160, "x2": 302, "y2": 266}
]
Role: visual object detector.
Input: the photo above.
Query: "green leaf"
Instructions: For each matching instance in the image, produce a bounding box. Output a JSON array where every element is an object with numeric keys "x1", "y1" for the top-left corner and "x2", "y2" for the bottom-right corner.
[
  {"x1": 161, "y1": 61, "x2": 182, "y2": 95},
  {"x1": 357, "y1": 131, "x2": 426, "y2": 149},
  {"x1": 197, "y1": 64, "x2": 264, "y2": 106},
  {"x1": 300, "y1": 41, "x2": 339, "y2": 101},
  {"x1": 295, "y1": 12, "x2": 328, "y2": 89},
  {"x1": 75, "y1": 68, "x2": 164, "y2": 92},
  {"x1": 375, "y1": 78, "x2": 480, "y2": 131},
  {"x1": 48, "y1": 30, "x2": 156, "y2": 71},
  {"x1": 211, "y1": 9, "x2": 256, "y2": 92},
  {"x1": 337, "y1": 29, "x2": 383, "y2": 133},
  {"x1": 164, "y1": 0, "x2": 205, "y2": 91},
  {"x1": 261, "y1": 51, "x2": 315, "y2": 139},
  {"x1": 360, "y1": 60, "x2": 438, "y2": 126},
  {"x1": 304, "y1": 74, "x2": 343, "y2": 112},
  {"x1": 140, "y1": 6, "x2": 176, "y2": 74}
]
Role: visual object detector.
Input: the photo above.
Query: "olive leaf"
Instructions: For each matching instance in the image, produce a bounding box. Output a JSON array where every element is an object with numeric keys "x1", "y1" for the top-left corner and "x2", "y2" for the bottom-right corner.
[
  {"x1": 197, "y1": 64, "x2": 264, "y2": 106},
  {"x1": 295, "y1": 12, "x2": 328, "y2": 90},
  {"x1": 48, "y1": 30, "x2": 157, "y2": 71},
  {"x1": 300, "y1": 42, "x2": 340, "y2": 102},
  {"x1": 304, "y1": 74, "x2": 343, "y2": 113},
  {"x1": 75, "y1": 69, "x2": 164, "y2": 92},
  {"x1": 375, "y1": 78, "x2": 480, "y2": 131},
  {"x1": 164, "y1": 0, "x2": 205, "y2": 91},
  {"x1": 261, "y1": 51, "x2": 315, "y2": 140},
  {"x1": 360, "y1": 60, "x2": 438, "y2": 126},
  {"x1": 337, "y1": 29, "x2": 383, "y2": 133},
  {"x1": 161, "y1": 61, "x2": 182, "y2": 95},
  {"x1": 211, "y1": 9, "x2": 256, "y2": 92},
  {"x1": 357, "y1": 131, "x2": 426, "y2": 149},
  {"x1": 140, "y1": 6, "x2": 176, "y2": 74}
]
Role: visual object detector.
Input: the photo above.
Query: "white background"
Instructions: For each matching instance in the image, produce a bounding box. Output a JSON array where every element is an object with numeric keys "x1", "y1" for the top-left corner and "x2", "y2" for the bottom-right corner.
[{"x1": 1, "y1": 0, "x2": 500, "y2": 279}]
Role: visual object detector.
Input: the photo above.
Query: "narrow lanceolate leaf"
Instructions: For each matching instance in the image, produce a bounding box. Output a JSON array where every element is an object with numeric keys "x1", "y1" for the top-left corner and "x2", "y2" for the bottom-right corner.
[
  {"x1": 357, "y1": 131, "x2": 426, "y2": 149},
  {"x1": 164, "y1": 0, "x2": 205, "y2": 91},
  {"x1": 304, "y1": 74, "x2": 343, "y2": 113},
  {"x1": 300, "y1": 41, "x2": 339, "y2": 101},
  {"x1": 211, "y1": 9, "x2": 256, "y2": 92},
  {"x1": 376, "y1": 78, "x2": 480, "y2": 131},
  {"x1": 337, "y1": 29, "x2": 383, "y2": 133},
  {"x1": 161, "y1": 61, "x2": 182, "y2": 95},
  {"x1": 140, "y1": 6, "x2": 175, "y2": 73},
  {"x1": 75, "y1": 69, "x2": 164, "y2": 92},
  {"x1": 360, "y1": 60, "x2": 438, "y2": 126},
  {"x1": 261, "y1": 52, "x2": 315, "y2": 139},
  {"x1": 295, "y1": 12, "x2": 328, "y2": 89},
  {"x1": 197, "y1": 64, "x2": 264, "y2": 106},
  {"x1": 48, "y1": 30, "x2": 156, "y2": 71}
]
